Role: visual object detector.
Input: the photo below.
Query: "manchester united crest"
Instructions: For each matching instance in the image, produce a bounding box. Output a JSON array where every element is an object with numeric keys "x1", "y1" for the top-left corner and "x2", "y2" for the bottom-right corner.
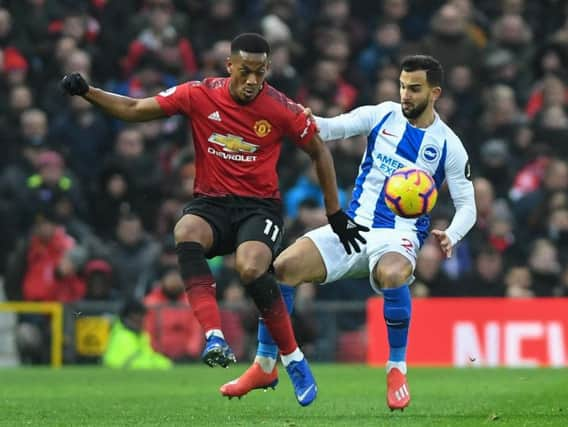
[{"x1": 254, "y1": 120, "x2": 272, "y2": 137}]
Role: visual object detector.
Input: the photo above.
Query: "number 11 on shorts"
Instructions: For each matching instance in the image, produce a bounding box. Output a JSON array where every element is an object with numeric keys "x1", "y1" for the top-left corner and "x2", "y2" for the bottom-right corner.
[{"x1": 264, "y1": 219, "x2": 280, "y2": 242}]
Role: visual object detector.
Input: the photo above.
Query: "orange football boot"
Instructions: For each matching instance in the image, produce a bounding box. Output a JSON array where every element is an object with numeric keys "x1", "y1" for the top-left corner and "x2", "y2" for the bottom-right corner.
[
  {"x1": 386, "y1": 367, "x2": 410, "y2": 411},
  {"x1": 220, "y1": 363, "x2": 278, "y2": 399}
]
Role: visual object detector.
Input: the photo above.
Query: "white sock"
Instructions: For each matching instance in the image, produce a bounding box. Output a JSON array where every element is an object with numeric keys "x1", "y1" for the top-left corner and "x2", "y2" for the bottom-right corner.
[
  {"x1": 205, "y1": 329, "x2": 224, "y2": 340},
  {"x1": 255, "y1": 355, "x2": 277, "y2": 373},
  {"x1": 280, "y1": 348, "x2": 304, "y2": 367},
  {"x1": 386, "y1": 361, "x2": 407, "y2": 375}
]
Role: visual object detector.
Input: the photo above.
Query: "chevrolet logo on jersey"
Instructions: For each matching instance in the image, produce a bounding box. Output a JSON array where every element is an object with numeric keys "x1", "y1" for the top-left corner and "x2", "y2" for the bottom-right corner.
[{"x1": 208, "y1": 133, "x2": 260, "y2": 153}]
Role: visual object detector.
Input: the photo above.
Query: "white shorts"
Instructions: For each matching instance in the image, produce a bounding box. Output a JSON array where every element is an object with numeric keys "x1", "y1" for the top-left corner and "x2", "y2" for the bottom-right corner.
[{"x1": 303, "y1": 225, "x2": 420, "y2": 293}]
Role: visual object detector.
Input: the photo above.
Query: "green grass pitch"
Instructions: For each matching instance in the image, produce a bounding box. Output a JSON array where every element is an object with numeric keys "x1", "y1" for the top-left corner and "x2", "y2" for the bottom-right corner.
[{"x1": 1, "y1": 365, "x2": 567, "y2": 426}]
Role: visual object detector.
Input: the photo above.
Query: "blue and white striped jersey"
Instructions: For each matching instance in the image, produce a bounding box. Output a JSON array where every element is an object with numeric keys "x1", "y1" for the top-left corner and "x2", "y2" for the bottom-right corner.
[{"x1": 316, "y1": 101, "x2": 476, "y2": 246}]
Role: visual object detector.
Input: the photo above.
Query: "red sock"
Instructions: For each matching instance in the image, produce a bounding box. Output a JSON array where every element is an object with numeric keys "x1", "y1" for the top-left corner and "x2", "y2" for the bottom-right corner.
[
  {"x1": 177, "y1": 241, "x2": 222, "y2": 334},
  {"x1": 260, "y1": 295, "x2": 297, "y2": 355},
  {"x1": 185, "y1": 276, "x2": 221, "y2": 333}
]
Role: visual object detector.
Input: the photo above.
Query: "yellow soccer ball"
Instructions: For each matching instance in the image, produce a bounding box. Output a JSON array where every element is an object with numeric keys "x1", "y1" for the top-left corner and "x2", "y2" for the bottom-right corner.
[{"x1": 384, "y1": 167, "x2": 438, "y2": 218}]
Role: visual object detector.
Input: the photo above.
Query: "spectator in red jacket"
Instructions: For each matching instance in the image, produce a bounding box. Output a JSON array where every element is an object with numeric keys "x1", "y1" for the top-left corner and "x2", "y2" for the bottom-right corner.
[
  {"x1": 144, "y1": 267, "x2": 203, "y2": 361},
  {"x1": 22, "y1": 207, "x2": 86, "y2": 302}
]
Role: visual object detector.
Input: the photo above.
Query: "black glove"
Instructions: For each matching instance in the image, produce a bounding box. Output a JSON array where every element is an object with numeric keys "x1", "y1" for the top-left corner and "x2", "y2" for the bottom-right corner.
[
  {"x1": 327, "y1": 210, "x2": 370, "y2": 255},
  {"x1": 60, "y1": 72, "x2": 89, "y2": 96}
]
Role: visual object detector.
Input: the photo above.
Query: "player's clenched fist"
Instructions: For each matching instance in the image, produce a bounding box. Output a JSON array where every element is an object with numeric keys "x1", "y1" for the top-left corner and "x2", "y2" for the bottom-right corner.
[{"x1": 60, "y1": 72, "x2": 89, "y2": 96}]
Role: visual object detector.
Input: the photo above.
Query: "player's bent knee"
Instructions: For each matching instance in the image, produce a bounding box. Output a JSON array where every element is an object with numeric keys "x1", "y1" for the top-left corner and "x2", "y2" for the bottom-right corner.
[
  {"x1": 374, "y1": 257, "x2": 413, "y2": 289},
  {"x1": 173, "y1": 220, "x2": 193, "y2": 243},
  {"x1": 273, "y1": 255, "x2": 300, "y2": 285},
  {"x1": 238, "y1": 265, "x2": 267, "y2": 285},
  {"x1": 173, "y1": 215, "x2": 211, "y2": 245}
]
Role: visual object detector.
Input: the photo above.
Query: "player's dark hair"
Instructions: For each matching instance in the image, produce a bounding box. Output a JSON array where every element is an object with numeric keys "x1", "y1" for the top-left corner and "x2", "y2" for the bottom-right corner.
[
  {"x1": 231, "y1": 33, "x2": 270, "y2": 56},
  {"x1": 400, "y1": 55, "x2": 444, "y2": 87}
]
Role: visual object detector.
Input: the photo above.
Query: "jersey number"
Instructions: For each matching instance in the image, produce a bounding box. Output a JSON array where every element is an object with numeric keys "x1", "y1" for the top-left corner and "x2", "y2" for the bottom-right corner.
[{"x1": 263, "y1": 219, "x2": 280, "y2": 242}]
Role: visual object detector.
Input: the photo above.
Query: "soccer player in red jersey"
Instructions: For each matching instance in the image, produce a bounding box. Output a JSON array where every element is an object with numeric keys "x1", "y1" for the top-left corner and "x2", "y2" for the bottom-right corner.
[{"x1": 61, "y1": 33, "x2": 368, "y2": 406}]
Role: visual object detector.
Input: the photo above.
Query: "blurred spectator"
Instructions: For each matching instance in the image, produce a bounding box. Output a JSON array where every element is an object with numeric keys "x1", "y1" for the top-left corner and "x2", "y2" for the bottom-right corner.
[
  {"x1": 144, "y1": 267, "x2": 203, "y2": 361},
  {"x1": 449, "y1": 0, "x2": 490, "y2": 48},
  {"x1": 413, "y1": 243, "x2": 455, "y2": 296},
  {"x1": 83, "y1": 259, "x2": 117, "y2": 301},
  {"x1": 56, "y1": 9, "x2": 109, "y2": 81},
  {"x1": 446, "y1": 65, "x2": 480, "y2": 138},
  {"x1": 504, "y1": 265, "x2": 534, "y2": 297},
  {"x1": 407, "y1": 3, "x2": 481, "y2": 73},
  {"x1": 52, "y1": 192, "x2": 109, "y2": 262},
  {"x1": 429, "y1": 210, "x2": 473, "y2": 280},
  {"x1": 284, "y1": 162, "x2": 348, "y2": 219},
  {"x1": 298, "y1": 59, "x2": 358, "y2": 113},
  {"x1": 546, "y1": 207, "x2": 568, "y2": 265},
  {"x1": 103, "y1": 299, "x2": 172, "y2": 369},
  {"x1": 478, "y1": 84, "x2": 525, "y2": 143},
  {"x1": 42, "y1": 48, "x2": 93, "y2": 117},
  {"x1": 112, "y1": 52, "x2": 177, "y2": 99},
  {"x1": 122, "y1": 0, "x2": 196, "y2": 78},
  {"x1": 104, "y1": 126, "x2": 162, "y2": 228},
  {"x1": 509, "y1": 153, "x2": 549, "y2": 202},
  {"x1": 23, "y1": 150, "x2": 87, "y2": 222},
  {"x1": 514, "y1": 159, "x2": 568, "y2": 240},
  {"x1": 4, "y1": 85, "x2": 34, "y2": 151},
  {"x1": 554, "y1": 263, "x2": 568, "y2": 297},
  {"x1": 527, "y1": 238, "x2": 561, "y2": 296},
  {"x1": 486, "y1": 202, "x2": 518, "y2": 261},
  {"x1": 197, "y1": 39, "x2": 231, "y2": 78},
  {"x1": 1, "y1": 46, "x2": 29, "y2": 88},
  {"x1": 107, "y1": 212, "x2": 161, "y2": 300},
  {"x1": 461, "y1": 245, "x2": 505, "y2": 296},
  {"x1": 266, "y1": 42, "x2": 300, "y2": 98},
  {"x1": 373, "y1": 78, "x2": 399, "y2": 104},
  {"x1": 155, "y1": 197, "x2": 184, "y2": 238},
  {"x1": 49, "y1": 94, "x2": 113, "y2": 186},
  {"x1": 468, "y1": 177, "x2": 495, "y2": 252},
  {"x1": 330, "y1": 134, "x2": 367, "y2": 188},
  {"x1": 186, "y1": 0, "x2": 240, "y2": 58},
  {"x1": 91, "y1": 163, "x2": 138, "y2": 239},
  {"x1": 526, "y1": 72, "x2": 568, "y2": 120},
  {"x1": 358, "y1": 21, "x2": 401, "y2": 83},
  {"x1": 5, "y1": 205, "x2": 86, "y2": 302},
  {"x1": 478, "y1": 138, "x2": 513, "y2": 198},
  {"x1": 284, "y1": 198, "x2": 327, "y2": 245},
  {"x1": 375, "y1": 0, "x2": 428, "y2": 42},
  {"x1": 486, "y1": 13, "x2": 534, "y2": 101},
  {"x1": 142, "y1": 234, "x2": 178, "y2": 291}
]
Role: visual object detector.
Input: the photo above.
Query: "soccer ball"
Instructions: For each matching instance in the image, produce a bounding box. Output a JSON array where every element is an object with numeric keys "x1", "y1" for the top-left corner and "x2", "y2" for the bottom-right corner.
[{"x1": 384, "y1": 167, "x2": 438, "y2": 218}]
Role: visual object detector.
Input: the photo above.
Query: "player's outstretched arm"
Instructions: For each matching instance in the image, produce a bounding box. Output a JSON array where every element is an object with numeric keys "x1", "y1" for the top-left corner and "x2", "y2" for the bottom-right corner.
[
  {"x1": 60, "y1": 72, "x2": 166, "y2": 122},
  {"x1": 302, "y1": 133, "x2": 369, "y2": 254}
]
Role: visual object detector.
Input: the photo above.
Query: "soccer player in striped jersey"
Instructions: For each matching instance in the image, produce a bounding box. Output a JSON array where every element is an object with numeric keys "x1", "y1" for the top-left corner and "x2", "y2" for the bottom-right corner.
[{"x1": 221, "y1": 55, "x2": 477, "y2": 411}]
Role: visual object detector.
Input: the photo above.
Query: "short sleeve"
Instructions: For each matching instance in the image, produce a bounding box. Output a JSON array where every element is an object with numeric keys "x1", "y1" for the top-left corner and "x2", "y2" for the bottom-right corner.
[
  {"x1": 155, "y1": 82, "x2": 194, "y2": 116},
  {"x1": 286, "y1": 110, "x2": 318, "y2": 146}
]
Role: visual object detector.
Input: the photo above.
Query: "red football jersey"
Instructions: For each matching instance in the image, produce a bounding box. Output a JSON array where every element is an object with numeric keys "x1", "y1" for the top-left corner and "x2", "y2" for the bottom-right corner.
[{"x1": 155, "y1": 77, "x2": 317, "y2": 199}]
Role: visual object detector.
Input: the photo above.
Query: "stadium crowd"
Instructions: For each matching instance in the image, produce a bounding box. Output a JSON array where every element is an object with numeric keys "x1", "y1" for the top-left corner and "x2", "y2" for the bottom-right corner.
[{"x1": 2, "y1": 0, "x2": 568, "y2": 364}]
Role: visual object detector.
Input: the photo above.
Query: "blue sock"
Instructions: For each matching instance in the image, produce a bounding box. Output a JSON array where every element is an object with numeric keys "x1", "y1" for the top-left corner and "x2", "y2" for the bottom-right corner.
[
  {"x1": 382, "y1": 284, "x2": 411, "y2": 362},
  {"x1": 257, "y1": 284, "x2": 295, "y2": 359}
]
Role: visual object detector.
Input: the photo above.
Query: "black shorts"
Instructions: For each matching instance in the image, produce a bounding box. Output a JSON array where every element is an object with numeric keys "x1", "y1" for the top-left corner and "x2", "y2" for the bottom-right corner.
[{"x1": 183, "y1": 195, "x2": 284, "y2": 258}]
